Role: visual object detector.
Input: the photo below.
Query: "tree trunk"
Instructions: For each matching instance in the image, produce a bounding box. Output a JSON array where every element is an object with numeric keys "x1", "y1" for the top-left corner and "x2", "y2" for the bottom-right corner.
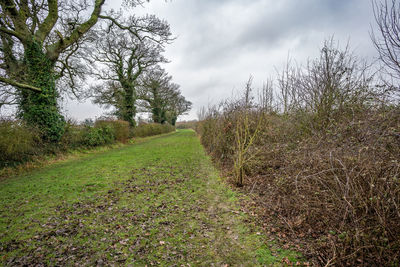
[
  {"x1": 152, "y1": 106, "x2": 162, "y2": 123},
  {"x1": 171, "y1": 116, "x2": 177, "y2": 126},
  {"x1": 18, "y1": 40, "x2": 65, "y2": 142},
  {"x1": 122, "y1": 86, "x2": 136, "y2": 127}
]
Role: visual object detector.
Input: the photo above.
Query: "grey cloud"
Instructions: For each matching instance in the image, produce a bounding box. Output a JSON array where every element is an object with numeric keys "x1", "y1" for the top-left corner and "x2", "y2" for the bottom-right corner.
[
  {"x1": 235, "y1": 0, "x2": 369, "y2": 49},
  {"x1": 64, "y1": 0, "x2": 379, "y2": 121}
]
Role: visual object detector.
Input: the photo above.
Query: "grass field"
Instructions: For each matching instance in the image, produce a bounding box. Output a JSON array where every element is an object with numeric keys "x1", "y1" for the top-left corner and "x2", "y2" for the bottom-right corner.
[{"x1": 0, "y1": 130, "x2": 301, "y2": 266}]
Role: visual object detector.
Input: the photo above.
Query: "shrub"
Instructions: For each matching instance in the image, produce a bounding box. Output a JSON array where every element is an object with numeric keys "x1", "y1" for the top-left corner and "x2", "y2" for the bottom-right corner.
[
  {"x1": 133, "y1": 123, "x2": 175, "y2": 137},
  {"x1": 0, "y1": 120, "x2": 41, "y2": 166},
  {"x1": 60, "y1": 121, "x2": 85, "y2": 149},
  {"x1": 95, "y1": 120, "x2": 130, "y2": 142},
  {"x1": 259, "y1": 108, "x2": 400, "y2": 266},
  {"x1": 198, "y1": 104, "x2": 400, "y2": 266},
  {"x1": 176, "y1": 120, "x2": 198, "y2": 129},
  {"x1": 0, "y1": 118, "x2": 128, "y2": 167},
  {"x1": 81, "y1": 124, "x2": 115, "y2": 147},
  {"x1": 196, "y1": 45, "x2": 400, "y2": 264}
]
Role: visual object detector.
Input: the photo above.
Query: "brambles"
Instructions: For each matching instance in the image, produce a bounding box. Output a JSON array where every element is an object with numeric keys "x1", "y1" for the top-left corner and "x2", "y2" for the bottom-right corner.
[
  {"x1": 197, "y1": 39, "x2": 400, "y2": 265},
  {"x1": 81, "y1": 124, "x2": 115, "y2": 147}
]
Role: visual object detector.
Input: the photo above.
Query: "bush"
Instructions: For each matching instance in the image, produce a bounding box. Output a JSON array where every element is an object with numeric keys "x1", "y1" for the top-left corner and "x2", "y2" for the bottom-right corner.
[
  {"x1": 81, "y1": 124, "x2": 115, "y2": 147},
  {"x1": 263, "y1": 108, "x2": 400, "y2": 266},
  {"x1": 63, "y1": 119, "x2": 131, "y2": 148},
  {"x1": 133, "y1": 123, "x2": 175, "y2": 137},
  {"x1": 1, "y1": 118, "x2": 130, "y2": 167},
  {"x1": 197, "y1": 50, "x2": 400, "y2": 264},
  {"x1": 176, "y1": 120, "x2": 198, "y2": 129},
  {"x1": 60, "y1": 121, "x2": 85, "y2": 149},
  {"x1": 95, "y1": 120, "x2": 130, "y2": 142},
  {"x1": 0, "y1": 120, "x2": 41, "y2": 167},
  {"x1": 198, "y1": 105, "x2": 400, "y2": 266}
]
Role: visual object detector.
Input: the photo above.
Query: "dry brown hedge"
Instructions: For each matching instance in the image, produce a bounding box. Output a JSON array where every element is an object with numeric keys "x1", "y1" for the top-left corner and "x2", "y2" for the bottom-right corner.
[{"x1": 197, "y1": 105, "x2": 400, "y2": 266}]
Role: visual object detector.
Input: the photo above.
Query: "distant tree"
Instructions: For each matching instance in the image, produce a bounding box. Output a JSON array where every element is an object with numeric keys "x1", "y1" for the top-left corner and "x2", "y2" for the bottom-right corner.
[
  {"x1": 0, "y1": 0, "x2": 147, "y2": 141},
  {"x1": 138, "y1": 68, "x2": 171, "y2": 124},
  {"x1": 138, "y1": 67, "x2": 191, "y2": 125},
  {"x1": 372, "y1": 0, "x2": 400, "y2": 91},
  {"x1": 165, "y1": 93, "x2": 192, "y2": 125},
  {"x1": 90, "y1": 13, "x2": 171, "y2": 126}
]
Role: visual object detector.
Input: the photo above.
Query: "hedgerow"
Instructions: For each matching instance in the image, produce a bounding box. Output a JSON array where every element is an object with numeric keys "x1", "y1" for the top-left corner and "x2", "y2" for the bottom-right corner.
[
  {"x1": 196, "y1": 40, "x2": 400, "y2": 266},
  {"x1": 0, "y1": 119, "x2": 131, "y2": 167},
  {"x1": 132, "y1": 122, "x2": 175, "y2": 137}
]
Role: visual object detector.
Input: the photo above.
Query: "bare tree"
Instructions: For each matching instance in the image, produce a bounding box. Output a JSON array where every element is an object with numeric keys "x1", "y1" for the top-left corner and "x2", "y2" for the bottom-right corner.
[
  {"x1": 90, "y1": 13, "x2": 171, "y2": 126},
  {"x1": 372, "y1": 0, "x2": 400, "y2": 89},
  {"x1": 138, "y1": 67, "x2": 191, "y2": 125},
  {"x1": 296, "y1": 39, "x2": 374, "y2": 128},
  {"x1": 232, "y1": 78, "x2": 262, "y2": 187},
  {"x1": 166, "y1": 92, "x2": 192, "y2": 125},
  {"x1": 258, "y1": 78, "x2": 275, "y2": 113},
  {"x1": 276, "y1": 56, "x2": 300, "y2": 113},
  {"x1": 0, "y1": 0, "x2": 146, "y2": 140}
]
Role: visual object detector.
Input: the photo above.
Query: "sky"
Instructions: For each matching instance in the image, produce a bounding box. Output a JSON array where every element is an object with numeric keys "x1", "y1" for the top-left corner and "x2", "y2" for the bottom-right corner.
[{"x1": 62, "y1": 0, "x2": 379, "y2": 122}]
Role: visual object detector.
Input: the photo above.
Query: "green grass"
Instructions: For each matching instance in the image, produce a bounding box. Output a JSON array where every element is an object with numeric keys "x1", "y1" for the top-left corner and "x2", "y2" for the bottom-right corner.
[{"x1": 0, "y1": 129, "x2": 301, "y2": 265}]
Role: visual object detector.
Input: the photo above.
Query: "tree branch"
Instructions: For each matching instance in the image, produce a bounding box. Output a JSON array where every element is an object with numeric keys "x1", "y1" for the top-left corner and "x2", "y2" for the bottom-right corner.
[
  {"x1": 0, "y1": 27, "x2": 24, "y2": 41},
  {"x1": 0, "y1": 76, "x2": 41, "y2": 92},
  {"x1": 47, "y1": 0, "x2": 105, "y2": 61},
  {"x1": 1, "y1": 0, "x2": 30, "y2": 39},
  {"x1": 35, "y1": 0, "x2": 58, "y2": 42}
]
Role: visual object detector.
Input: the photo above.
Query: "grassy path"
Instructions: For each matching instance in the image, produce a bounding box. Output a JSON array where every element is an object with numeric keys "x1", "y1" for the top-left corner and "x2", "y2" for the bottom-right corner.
[{"x1": 0, "y1": 130, "x2": 299, "y2": 266}]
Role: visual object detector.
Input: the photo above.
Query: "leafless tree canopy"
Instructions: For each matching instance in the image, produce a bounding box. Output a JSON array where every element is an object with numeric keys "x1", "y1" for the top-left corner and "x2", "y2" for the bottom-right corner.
[
  {"x1": 89, "y1": 13, "x2": 172, "y2": 125},
  {"x1": 372, "y1": 0, "x2": 400, "y2": 88},
  {"x1": 138, "y1": 67, "x2": 192, "y2": 125},
  {"x1": 0, "y1": 0, "x2": 152, "y2": 108},
  {"x1": 274, "y1": 39, "x2": 376, "y2": 129}
]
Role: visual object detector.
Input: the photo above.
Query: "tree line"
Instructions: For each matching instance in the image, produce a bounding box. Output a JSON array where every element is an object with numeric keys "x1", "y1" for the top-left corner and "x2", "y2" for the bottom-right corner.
[{"x1": 0, "y1": 0, "x2": 191, "y2": 142}]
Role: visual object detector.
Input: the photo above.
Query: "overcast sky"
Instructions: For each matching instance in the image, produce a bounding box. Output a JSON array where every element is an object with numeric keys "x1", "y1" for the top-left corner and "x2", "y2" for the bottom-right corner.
[{"x1": 63, "y1": 0, "x2": 378, "y2": 122}]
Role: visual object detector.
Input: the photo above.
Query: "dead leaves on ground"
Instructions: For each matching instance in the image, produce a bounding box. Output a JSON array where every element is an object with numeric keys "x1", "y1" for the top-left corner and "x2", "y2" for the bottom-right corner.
[{"x1": 1, "y1": 164, "x2": 249, "y2": 266}]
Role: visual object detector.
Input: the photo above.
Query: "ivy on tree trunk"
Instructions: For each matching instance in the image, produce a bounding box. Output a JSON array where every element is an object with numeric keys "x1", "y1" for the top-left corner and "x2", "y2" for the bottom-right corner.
[
  {"x1": 122, "y1": 86, "x2": 136, "y2": 127},
  {"x1": 18, "y1": 40, "x2": 65, "y2": 142}
]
